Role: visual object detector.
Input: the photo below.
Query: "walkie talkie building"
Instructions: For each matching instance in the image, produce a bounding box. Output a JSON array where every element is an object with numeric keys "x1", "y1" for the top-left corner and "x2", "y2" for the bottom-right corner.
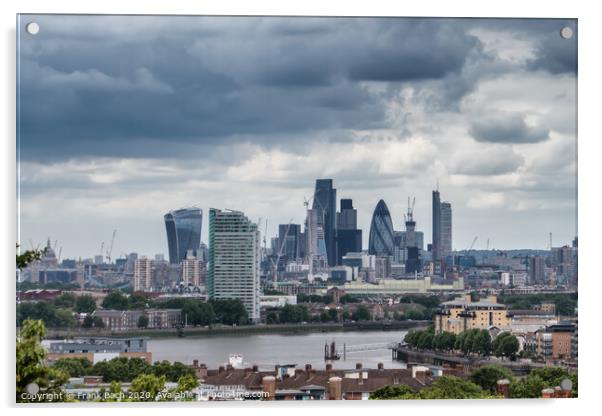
[{"x1": 164, "y1": 207, "x2": 202, "y2": 264}]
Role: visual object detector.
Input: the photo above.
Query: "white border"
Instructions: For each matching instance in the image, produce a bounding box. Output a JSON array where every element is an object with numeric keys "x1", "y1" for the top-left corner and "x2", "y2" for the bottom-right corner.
[{"x1": 2, "y1": 1, "x2": 600, "y2": 415}]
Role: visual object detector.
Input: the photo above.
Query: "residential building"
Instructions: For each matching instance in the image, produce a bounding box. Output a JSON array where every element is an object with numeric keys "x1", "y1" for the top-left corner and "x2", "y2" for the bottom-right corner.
[
  {"x1": 133, "y1": 257, "x2": 153, "y2": 291},
  {"x1": 208, "y1": 208, "x2": 261, "y2": 322},
  {"x1": 535, "y1": 323, "x2": 576, "y2": 360},
  {"x1": 434, "y1": 294, "x2": 510, "y2": 334}
]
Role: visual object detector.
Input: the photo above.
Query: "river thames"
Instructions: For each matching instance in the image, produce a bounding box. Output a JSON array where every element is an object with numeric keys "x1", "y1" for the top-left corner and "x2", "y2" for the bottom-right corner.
[{"x1": 148, "y1": 329, "x2": 409, "y2": 370}]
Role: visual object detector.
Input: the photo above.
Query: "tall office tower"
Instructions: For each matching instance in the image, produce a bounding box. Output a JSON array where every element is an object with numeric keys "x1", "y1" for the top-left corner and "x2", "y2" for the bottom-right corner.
[
  {"x1": 552, "y1": 245, "x2": 576, "y2": 285},
  {"x1": 208, "y1": 209, "x2": 260, "y2": 323},
  {"x1": 440, "y1": 202, "x2": 452, "y2": 258},
  {"x1": 181, "y1": 250, "x2": 202, "y2": 286},
  {"x1": 528, "y1": 256, "x2": 546, "y2": 285},
  {"x1": 336, "y1": 198, "x2": 362, "y2": 265},
  {"x1": 432, "y1": 190, "x2": 441, "y2": 262},
  {"x1": 133, "y1": 257, "x2": 153, "y2": 292},
  {"x1": 278, "y1": 223, "x2": 301, "y2": 260},
  {"x1": 126, "y1": 252, "x2": 138, "y2": 274},
  {"x1": 312, "y1": 179, "x2": 337, "y2": 267},
  {"x1": 368, "y1": 199, "x2": 395, "y2": 256},
  {"x1": 404, "y1": 207, "x2": 422, "y2": 274},
  {"x1": 164, "y1": 207, "x2": 203, "y2": 265}
]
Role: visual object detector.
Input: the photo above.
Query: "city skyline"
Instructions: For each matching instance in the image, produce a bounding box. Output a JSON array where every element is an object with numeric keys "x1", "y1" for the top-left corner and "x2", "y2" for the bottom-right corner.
[{"x1": 18, "y1": 16, "x2": 577, "y2": 259}]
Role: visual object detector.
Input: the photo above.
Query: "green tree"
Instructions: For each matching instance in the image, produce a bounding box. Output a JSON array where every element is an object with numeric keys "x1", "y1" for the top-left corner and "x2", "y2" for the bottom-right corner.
[
  {"x1": 175, "y1": 374, "x2": 198, "y2": 393},
  {"x1": 92, "y1": 316, "x2": 105, "y2": 328},
  {"x1": 352, "y1": 305, "x2": 371, "y2": 321},
  {"x1": 370, "y1": 385, "x2": 417, "y2": 400},
  {"x1": 418, "y1": 376, "x2": 491, "y2": 399},
  {"x1": 82, "y1": 315, "x2": 94, "y2": 328},
  {"x1": 129, "y1": 374, "x2": 166, "y2": 401},
  {"x1": 137, "y1": 315, "x2": 149, "y2": 328},
  {"x1": 128, "y1": 293, "x2": 149, "y2": 309},
  {"x1": 210, "y1": 298, "x2": 248, "y2": 325},
  {"x1": 75, "y1": 295, "x2": 97, "y2": 314},
  {"x1": 472, "y1": 330, "x2": 492, "y2": 356},
  {"x1": 493, "y1": 332, "x2": 519, "y2": 359},
  {"x1": 16, "y1": 319, "x2": 68, "y2": 402},
  {"x1": 52, "y1": 358, "x2": 93, "y2": 378},
  {"x1": 470, "y1": 365, "x2": 514, "y2": 393},
  {"x1": 101, "y1": 291, "x2": 130, "y2": 310},
  {"x1": 266, "y1": 311, "x2": 279, "y2": 324},
  {"x1": 54, "y1": 293, "x2": 77, "y2": 309},
  {"x1": 16, "y1": 245, "x2": 47, "y2": 270}
]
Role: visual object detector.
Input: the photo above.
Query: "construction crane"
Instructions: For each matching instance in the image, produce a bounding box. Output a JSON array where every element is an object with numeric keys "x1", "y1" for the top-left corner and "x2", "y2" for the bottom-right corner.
[
  {"x1": 105, "y1": 229, "x2": 117, "y2": 271},
  {"x1": 486, "y1": 238, "x2": 490, "y2": 251},
  {"x1": 269, "y1": 219, "x2": 293, "y2": 286},
  {"x1": 99, "y1": 241, "x2": 105, "y2": 261},
  {"x1": 468, "y1": 236, "x2": 478, "y2": 252}
]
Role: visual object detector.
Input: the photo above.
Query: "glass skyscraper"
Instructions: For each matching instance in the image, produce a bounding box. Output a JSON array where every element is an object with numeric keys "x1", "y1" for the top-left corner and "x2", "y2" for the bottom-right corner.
[
  {"x1": 336, "y1": 198, "x2": 362, "y2": 264},
  {"x1": 368, "y1": 199, "x2": 395, "y2": 256},
  {"x1": 432, "y1": 190, "x2": 441, "y2": 262},
  {"x1": 312, "y1": 179, "x2": 337, "y2": 267},
  {"x1": 164, "y1": 207, "x2": 202, "y2": 265}
]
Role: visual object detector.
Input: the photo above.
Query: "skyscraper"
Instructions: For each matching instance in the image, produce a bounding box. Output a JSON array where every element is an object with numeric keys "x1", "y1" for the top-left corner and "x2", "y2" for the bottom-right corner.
[
  {"x1": 432, "y1": 190, "x2": 441, "y2": 262},
  {"x1": 336, "y1": 198, "x2": 362, "y2": 265},
  {"x1": 278, "y1": 223, "x2": 301, "y2": 261},
  {"x1": 312, "y1": 179, "x2": 337, "y2": 267},
  {"x1": 528, "y1": 256, "x2": 545, "y2": 285},
  {"x1": 208, "y1": 208, "x2": 260, "y2": 323},
  {"x1": 404, "y1": 206, "x2": 422, "y2": 274},
  {"x1": 164, "y1": 207, "x2": 203, "y2": 265},
  {"x1": 368, "y1": 200, "x2": 395, "y2": 257},
  {"x1": 432, "y1": 189, "x2": 452, "y2": 268},
  {"x1": 440, "y1": 202, "x2": 452, "y2": 258}
]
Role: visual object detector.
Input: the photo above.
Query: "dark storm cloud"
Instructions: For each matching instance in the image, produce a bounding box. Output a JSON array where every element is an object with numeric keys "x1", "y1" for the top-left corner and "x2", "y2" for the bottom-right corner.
[
  {"x1": 18, "y1": 15, "x2": 482, "y2": 161},
  {"x1": 469, "y1": 114, "x2": 550, "y2": 144}
]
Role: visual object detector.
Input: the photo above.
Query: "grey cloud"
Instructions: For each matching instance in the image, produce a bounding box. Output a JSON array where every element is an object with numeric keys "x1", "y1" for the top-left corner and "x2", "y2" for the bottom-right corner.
[
  {"x1": 469, "y1": 114, "x2": 550, "y2": 144},
  {"x1": 18, "y1": 15, "x2": 485, "y2": 161}
]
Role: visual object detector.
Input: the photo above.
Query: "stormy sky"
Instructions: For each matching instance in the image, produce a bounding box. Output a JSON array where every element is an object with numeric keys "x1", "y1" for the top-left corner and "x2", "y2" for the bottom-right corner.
[{"x1": 17, "y1": 15, "x2": 577, "y2": 259}]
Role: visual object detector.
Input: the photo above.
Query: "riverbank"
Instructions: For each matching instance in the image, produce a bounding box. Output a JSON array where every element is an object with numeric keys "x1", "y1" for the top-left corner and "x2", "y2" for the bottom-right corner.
[{"x1": 44, "y1": 320, "x2": 430, "y2": 339}]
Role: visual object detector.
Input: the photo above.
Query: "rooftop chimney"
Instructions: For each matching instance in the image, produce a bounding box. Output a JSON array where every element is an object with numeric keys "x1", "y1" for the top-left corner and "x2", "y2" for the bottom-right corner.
[
  {"x1": 192, "y1": 359, "x2": 199, "y2": 367},
  {"x1": 542, "y1": 388, "x2": 555, "y2": 398},
  {"x1": 328, "y1": 376, "x2": 343, "y2": 400},
  {"x1": 218, "y1": 366, "x2": 225, "y2": 374},
  {"x1": 305, "y1": 364, "x2": 312, "y2": 372},
  {"x1": 496, "y1": 379, "x2": 510, "y2": 398},
  {"x1": 356, "y1": 362, "x2": 363, "y2": 370},
  {"x1": 262, "y1": 376, "x2": 276, "y2": 401},
  {"x1": 377, "y1": 362, "x2": 384, "y2": 370},
  {"x1": 326, "y1": 363, "x2": 333, "y2": 371},
  {"x1": 252, "y1": 365, "x2": 258, "y2": 372}
]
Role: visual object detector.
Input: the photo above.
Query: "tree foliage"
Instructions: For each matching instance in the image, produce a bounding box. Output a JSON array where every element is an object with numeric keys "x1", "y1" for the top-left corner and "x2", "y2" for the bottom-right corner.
[
  {"x1": 16, "y1": 319, "x2": 68, "y2": 402},
  {"x1": 371, "y1": 376, "x2": 492, "y2": 400},
  {"x1": 470, "y1": 365, "x2": 514, "y2": 393}
]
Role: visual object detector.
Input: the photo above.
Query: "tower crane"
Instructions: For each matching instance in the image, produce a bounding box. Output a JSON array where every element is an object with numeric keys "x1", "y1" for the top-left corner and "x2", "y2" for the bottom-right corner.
[
  {"x1": 105, "y1": 229, "x2": 117, "y2": 271},
  {"x1": 468, "y1": 236, "x2": 478, "y2": 252},
  {"x1": 269, "y1": 219, "x2": 293, "y2": 286},
  {"x1": 99, "y1": 242, "x2": 105, "y2": 262}
]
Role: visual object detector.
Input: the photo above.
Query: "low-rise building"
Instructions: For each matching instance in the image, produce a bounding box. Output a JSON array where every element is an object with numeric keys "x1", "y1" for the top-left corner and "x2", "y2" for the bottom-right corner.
[
  {"x1": 434, "y1": 294, "x2": 511, "y2": 334},
  {"x1": 46, "y1": 336, "x2": 151, "y2": 364},
  {"x1": 535, "y1": 323, "x2": 576, "y2": 360}
]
